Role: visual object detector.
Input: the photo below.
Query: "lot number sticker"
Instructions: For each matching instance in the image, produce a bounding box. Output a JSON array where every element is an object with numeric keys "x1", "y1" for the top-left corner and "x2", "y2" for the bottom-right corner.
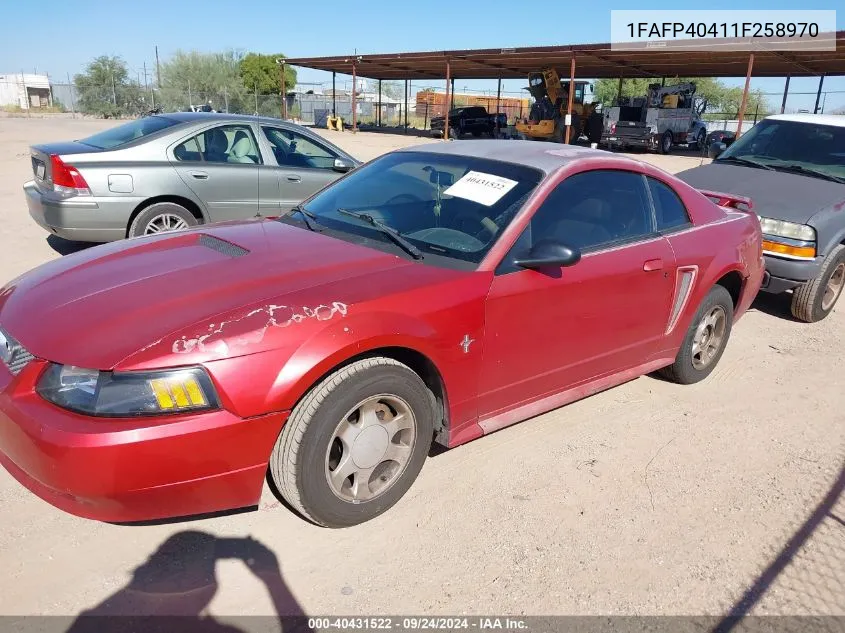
[{"x1": 444, "y1": 171, "x2": 518, "y2": 207}]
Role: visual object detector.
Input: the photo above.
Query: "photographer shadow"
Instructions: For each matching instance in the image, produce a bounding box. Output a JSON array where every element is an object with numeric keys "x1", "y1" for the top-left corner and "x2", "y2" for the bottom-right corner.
[{"x1": 65, "y1": 530, "x2": 313, "y2": 633}]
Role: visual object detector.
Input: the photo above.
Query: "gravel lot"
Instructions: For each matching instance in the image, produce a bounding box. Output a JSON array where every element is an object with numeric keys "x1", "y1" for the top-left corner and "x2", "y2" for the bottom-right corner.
[{"x1": 0, "y1": 116, "x2": 842, "y2": 624}]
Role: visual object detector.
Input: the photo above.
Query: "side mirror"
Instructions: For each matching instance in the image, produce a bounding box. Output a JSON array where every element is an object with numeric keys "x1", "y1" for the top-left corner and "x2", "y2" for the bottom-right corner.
[
  {"x1": 514, "y1": 240, "x2": 581, "y2": 270},
  {"x1": 708, "y1": 141, "x2": 727, "y2": 159},
  {"x1": 333, "y1": 158, "x2": 354, "y2": 173}
]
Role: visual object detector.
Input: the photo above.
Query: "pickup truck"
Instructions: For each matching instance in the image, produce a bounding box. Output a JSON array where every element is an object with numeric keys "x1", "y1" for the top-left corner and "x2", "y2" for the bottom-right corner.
[
  {"x1": 430, "y1": 106, "x2": 507, "y2": 139},
  {"x1": 678, "y1": 114, "x2": 845, "y2": 322}
]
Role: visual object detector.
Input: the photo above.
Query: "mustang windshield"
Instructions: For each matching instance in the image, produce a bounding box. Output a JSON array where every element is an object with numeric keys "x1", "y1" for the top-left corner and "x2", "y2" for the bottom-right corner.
[
  {"x1": 717, "y1": 119, "x2": 845, "y2": 181},
  {"x1": 298, "y1": 151, "x2": 543, "y2": 264}
]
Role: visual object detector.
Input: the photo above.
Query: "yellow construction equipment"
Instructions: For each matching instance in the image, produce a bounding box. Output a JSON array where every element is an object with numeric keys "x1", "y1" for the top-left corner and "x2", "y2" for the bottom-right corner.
[
  {"x1": 326, "y1": 115, "x2": 344, "y2": 131},
  {"x1": 515, "y1": 69, "x2": 603, "y2": 144}
]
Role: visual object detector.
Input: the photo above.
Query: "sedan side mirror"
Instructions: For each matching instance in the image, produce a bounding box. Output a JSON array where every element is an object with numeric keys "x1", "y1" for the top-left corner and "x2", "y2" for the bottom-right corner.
[
  {"x1": 708, "y1": 141, "x2": 727, "y2": 159},
  {"x1": 333, "y1": 158, "x2": 354, "y2": 173},
  {"x1": 514, "y1": 239, "x2": 581, "y2": 270}
]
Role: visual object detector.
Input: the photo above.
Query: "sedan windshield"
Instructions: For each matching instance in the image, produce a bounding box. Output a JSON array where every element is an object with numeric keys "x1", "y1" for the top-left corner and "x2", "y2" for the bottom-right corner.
[
  {"x1": 79, "y1": 115, "x2": 181, "y2": 149},
  {"x1": 717, "y1": 118, "x2": 845, "y2": 181},
  {"x1": 294, "y1": 151, "x2": 543, "y2": 265}
]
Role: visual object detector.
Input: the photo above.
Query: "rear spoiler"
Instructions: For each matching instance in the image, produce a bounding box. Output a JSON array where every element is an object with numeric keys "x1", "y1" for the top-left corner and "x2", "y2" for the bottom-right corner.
[{"x1": 698, "y1": 189, "x2": 754, "y2": 213}]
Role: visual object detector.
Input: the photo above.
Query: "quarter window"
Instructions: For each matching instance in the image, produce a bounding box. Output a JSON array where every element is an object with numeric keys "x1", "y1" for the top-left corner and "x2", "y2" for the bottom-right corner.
[{"x1": 648, "y1": 177, "x2": 691, "y2": 231}]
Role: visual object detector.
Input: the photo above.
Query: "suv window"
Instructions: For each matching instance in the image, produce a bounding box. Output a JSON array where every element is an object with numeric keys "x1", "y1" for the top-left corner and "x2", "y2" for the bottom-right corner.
[
  {"x1": 525, "y1": 170, "x2": 654, "y2": 251},
  {"x1": 263, "y1": 127, "x2": 337, "y2": 169},
  {"x1": 174, "y1": 125, "x2": 262, "y2": 165},
  {"x1": 648, "y1": 177, "x2": 690, "y2": 231}
]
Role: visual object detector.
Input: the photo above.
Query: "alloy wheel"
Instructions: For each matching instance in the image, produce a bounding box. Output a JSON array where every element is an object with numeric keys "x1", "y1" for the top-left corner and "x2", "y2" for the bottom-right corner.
[
  {"x1": 144, "y1": 213, "x2": 190, "y2": 235},
  {"x1": 691, "y1": 305, "x2": 727, "y2": 370},
  {"x1": 822, "y1": 262, "x2": 845, "y2": 311}
]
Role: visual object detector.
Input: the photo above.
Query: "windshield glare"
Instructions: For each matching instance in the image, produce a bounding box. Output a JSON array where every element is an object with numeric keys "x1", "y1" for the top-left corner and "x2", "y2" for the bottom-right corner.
[
  {"x1": 79, "y1": 115, "x2": 180, "y2": 149},
  {"x1": 719, "y1": 119, "x2": 845, "y2": 179},
  {"x1": 300, "y1": 151, "x2": 543, "y2": 264}
]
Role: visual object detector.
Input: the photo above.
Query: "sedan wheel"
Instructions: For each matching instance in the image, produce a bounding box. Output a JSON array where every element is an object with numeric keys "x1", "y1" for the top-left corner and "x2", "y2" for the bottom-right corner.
[
  {"x1": 270, "y1": 357, "x2": 436, "y2": 528},
  {"x1": 129, "y1": 202, "x2": 198, "y2": 238},
  {"x1": 325, "y1": 394, "x2": 416, "y2": 503},
  {"x1": 661, "y1": 285, "x2": 733, "y2": 384}
]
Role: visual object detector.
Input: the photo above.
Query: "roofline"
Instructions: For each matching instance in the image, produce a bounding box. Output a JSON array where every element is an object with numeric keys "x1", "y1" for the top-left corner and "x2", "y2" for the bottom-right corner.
[{"x1": 283, "y1": 32, "x2": 845, "y2": 80}]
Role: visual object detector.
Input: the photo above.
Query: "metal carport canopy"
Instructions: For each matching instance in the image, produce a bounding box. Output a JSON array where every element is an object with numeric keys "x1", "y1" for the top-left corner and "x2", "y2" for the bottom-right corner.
[{"x1": 284, "y1": 32, "x2": 845, "y2": 79}]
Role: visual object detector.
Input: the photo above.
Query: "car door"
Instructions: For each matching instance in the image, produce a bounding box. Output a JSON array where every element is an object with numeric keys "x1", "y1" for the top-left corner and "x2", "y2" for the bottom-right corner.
[
  {"x1": 478, "y1": 169, "x2": 677, "y2": 419},
  {"x1": 170, "y1": 123, "x2": 261, "y2": 222},
  {"x1": 261, "y1": 126, "x2": 346, "y2": 213}
]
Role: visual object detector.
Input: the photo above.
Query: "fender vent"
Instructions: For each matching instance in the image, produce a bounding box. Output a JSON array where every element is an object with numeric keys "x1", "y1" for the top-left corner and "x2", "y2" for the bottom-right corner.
[{"x1": 198, "y1": 234, "x2": 249, "y2": 258}]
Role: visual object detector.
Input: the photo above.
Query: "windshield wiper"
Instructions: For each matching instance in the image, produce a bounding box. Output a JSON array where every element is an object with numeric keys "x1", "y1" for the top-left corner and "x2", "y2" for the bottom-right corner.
[
  {"x1": 715, "y1": 156, "x2": 776, "y2": 171},
  {"x1": 769, "y1": 164, "x2": 845, "y2": 185},
  {"x1": 337, "y1": 208, "x2": 423, "y2": 260},
  {"x1": 288, "y1": 206, "x2": 322, "y2": 232}
]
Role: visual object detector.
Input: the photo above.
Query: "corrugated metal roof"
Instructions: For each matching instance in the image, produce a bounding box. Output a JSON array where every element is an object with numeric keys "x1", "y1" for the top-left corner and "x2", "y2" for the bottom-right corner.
[{"x1": 284, "y1": 33, "x2": 845, "y2": 80}]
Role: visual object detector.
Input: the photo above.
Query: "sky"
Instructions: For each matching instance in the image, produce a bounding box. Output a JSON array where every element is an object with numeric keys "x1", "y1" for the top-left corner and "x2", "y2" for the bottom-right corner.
[{"x1": 1, "y1": 0, "x2": 842, "y2": 112}]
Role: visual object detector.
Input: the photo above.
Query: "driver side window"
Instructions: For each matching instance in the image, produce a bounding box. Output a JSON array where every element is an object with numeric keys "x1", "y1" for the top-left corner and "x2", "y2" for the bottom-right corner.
[
  {"x1": 262, "y1": 127, "x2": 337, "y2": 170},
  {"x1": 497, "y1": 169, "x2": 654, "y2": 274}
]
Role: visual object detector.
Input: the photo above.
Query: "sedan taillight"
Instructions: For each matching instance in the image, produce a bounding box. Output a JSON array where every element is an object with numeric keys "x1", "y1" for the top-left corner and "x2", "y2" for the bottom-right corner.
[{"x1": 50, "y1": 154, "x2": 91, "y2": 195}]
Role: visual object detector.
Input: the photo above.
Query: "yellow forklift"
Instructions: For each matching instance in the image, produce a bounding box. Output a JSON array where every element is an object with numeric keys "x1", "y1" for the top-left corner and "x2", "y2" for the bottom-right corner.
[{"x1": 516, "y1": 69, "x2": 603, "y2": 144}]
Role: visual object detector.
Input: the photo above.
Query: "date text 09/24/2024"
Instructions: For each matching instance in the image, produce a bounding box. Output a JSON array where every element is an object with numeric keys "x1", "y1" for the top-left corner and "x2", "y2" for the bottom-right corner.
[{"x1": 307, "y1": 617, "x2": 528, "y2": 630}]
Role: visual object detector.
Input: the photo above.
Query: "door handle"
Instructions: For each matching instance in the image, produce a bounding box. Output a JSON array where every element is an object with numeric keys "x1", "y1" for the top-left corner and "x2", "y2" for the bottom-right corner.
[
  {"x1": 189, "y1": 171, "x2": 208, "y2": 180},
  {"x1": 643, "y1": 258, "x2": 664, "y2": 272},
  {"x1": 286, "y1": 175, "x2": 302, "y2": 183}
]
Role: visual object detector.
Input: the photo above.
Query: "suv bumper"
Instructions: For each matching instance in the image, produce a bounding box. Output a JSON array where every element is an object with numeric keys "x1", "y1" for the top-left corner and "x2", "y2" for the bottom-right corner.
[{"x1": 759, "y1": 253, "x2": 823, "y2": 294}]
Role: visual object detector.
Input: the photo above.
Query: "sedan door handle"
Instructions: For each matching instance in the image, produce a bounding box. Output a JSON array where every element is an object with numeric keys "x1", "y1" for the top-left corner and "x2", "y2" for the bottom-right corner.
[
  {"x1": 643, "y1": 258, "x2": 664, "y2": 272},
  {"x1": 189, "y1": 171, "x2": 209, "y2": 180},
  {"x1": 286, "y1": 175, "x2": 302, "y2": 183}
]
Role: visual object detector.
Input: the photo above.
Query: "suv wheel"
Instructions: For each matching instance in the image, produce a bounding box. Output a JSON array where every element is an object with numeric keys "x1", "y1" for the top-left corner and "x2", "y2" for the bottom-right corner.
[{"x1": 791, "y1": 244, "x2": 845, "y2": 322}]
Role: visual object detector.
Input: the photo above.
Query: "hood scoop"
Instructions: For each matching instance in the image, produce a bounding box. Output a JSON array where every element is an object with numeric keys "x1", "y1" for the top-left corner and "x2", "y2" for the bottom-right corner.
[{"x1": 198, "y1": 234, "x2": 249, "y2": 258}]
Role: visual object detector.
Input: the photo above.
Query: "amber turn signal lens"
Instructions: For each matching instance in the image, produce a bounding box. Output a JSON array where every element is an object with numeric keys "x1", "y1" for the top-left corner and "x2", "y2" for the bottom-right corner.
[{"x1": 762, "y1": 240, "x2": 816, "y2": 259}]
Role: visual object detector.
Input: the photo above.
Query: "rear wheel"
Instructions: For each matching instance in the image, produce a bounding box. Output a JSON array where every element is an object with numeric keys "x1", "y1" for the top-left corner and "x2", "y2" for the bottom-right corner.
[
  {"x1": 693, "y1": 128, "x2": 706, "y2": 152},
  {"x1": 659, "y1": 130, "x2": 673, "y2": 154},
  {"x1": 269, "y1": 357, "x2": 436, "y2": 528},
  {"x1": 660, "y1": 285, "x2": 734, "y2": 384},
  {"x1": 791, "y1": 244, "x2": 845, "y2": 322},
  {"x1": 129, "y1": 202, "x2": 198, "y2": 238}
]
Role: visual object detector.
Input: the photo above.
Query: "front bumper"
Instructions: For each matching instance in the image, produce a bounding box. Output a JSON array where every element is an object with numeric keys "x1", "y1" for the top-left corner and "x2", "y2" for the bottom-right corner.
[
  {"x1": 759, "y1": 252, "x2": 823, "y2": 294},
  {"x1": 24, "y1": 180, "x2": 132, "y2": 243},
  {"x1": 0, "y1": 359, "x2": 285, "y2": 523}
]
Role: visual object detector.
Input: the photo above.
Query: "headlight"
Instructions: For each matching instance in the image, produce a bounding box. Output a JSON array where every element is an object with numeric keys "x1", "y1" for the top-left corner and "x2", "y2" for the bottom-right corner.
[
  {"x1": 37, "y1": 364, "x2": 219, "y2": 417},
  {"x1": 757, "y1": 216, "x2": 815, "y2": 241}
]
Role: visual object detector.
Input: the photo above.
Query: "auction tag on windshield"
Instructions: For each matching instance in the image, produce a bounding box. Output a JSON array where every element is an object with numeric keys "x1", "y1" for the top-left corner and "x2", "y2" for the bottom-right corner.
[{"x1": 443, "y1": 171, "x2": 518, "y2": 207}]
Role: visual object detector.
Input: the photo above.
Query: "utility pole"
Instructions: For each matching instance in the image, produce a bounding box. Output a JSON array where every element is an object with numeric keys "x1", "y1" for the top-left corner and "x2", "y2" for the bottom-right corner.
[
  {"x1": 67, "y1": 71, "x2": 76, "y2": 117},
  {"x1": 155, "y1": 46, "x2": 161, "y2": 88},
  {"x1": 111, "y1": 72, "x2": 117, "y2": 105}
]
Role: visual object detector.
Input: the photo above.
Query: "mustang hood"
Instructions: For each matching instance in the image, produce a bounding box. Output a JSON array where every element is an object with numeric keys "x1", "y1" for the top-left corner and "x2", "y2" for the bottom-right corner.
[
  {"x1": 677, "y1": 162, "x2": 845, "y2": 224},
  {"x1": 0, "y1": 220, "x2": 414, "y2": 369}
]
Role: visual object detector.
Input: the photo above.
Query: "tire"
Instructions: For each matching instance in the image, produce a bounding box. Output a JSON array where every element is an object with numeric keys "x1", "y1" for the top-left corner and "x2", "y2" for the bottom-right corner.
[
  {"x1": 449, "y1": 127, "x2": 461, "y2": 140},
  {"x1": 552, "y1": 117, "x2": 565, "y2": 143},
  {"x1": 693, "y1": 128, "x2": 706, "y2": 152},
  {"x1": 270, "y1": 357, "x2": 436, "y2": 528},
  {"x1": 129, "y1": 202, "x2": 198, "y2": 238},
  {"x1": 791, "y1": 244, "x2": 845, "y2": 323},
  {"x1": 660, "y1": 285, "x2": 734, "y2": 385},
  {"x1": 659, "y1": 131, "x2": 673, "y2": 154},
  {"x1": 587, "y1": 114, "x2": 603, "y2": 144}
]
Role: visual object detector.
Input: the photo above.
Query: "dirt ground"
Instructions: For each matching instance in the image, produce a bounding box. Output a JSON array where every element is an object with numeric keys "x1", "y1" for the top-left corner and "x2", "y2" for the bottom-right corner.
[{"x1": 0, "y1": 116, "x2": 842, "y2": 624}]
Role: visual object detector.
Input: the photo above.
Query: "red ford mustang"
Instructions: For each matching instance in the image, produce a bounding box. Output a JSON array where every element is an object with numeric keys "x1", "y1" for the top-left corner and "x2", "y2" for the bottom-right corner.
[{"x1": 0, "y1": 141, "x2": 764, "y2": 528}]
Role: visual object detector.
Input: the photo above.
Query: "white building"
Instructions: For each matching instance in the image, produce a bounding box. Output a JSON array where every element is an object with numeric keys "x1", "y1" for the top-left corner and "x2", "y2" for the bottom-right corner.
[{"x1": 0, "y1": 73, "x2": 53, "y2": 109}]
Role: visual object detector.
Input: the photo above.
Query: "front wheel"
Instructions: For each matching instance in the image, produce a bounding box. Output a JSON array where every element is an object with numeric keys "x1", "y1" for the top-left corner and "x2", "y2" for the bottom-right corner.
[
  {"x1": 270, "y1": 357, "x2": 436, "y2": 528},
  {"x1": 660, "y1": 285, "x2": 734, "y2": 384},
  {"x1": 791, "y1": 244, "x2": 845, "y2": 322}
]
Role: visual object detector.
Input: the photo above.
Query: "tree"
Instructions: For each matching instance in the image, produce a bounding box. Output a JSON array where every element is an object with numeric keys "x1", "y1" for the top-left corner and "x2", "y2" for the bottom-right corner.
[
  {"x1": 239, "y1": 53, "x2": 297, "y2": 95},
  {"x1": 73, "y1": 55, "x2": 145, "y2": 117},
  {"x1": 593, "y1": 76, "x2": 770, "y2": 118},
  {"x1": 159, "y1": 50, "x2": 250, "y2": 112}
]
